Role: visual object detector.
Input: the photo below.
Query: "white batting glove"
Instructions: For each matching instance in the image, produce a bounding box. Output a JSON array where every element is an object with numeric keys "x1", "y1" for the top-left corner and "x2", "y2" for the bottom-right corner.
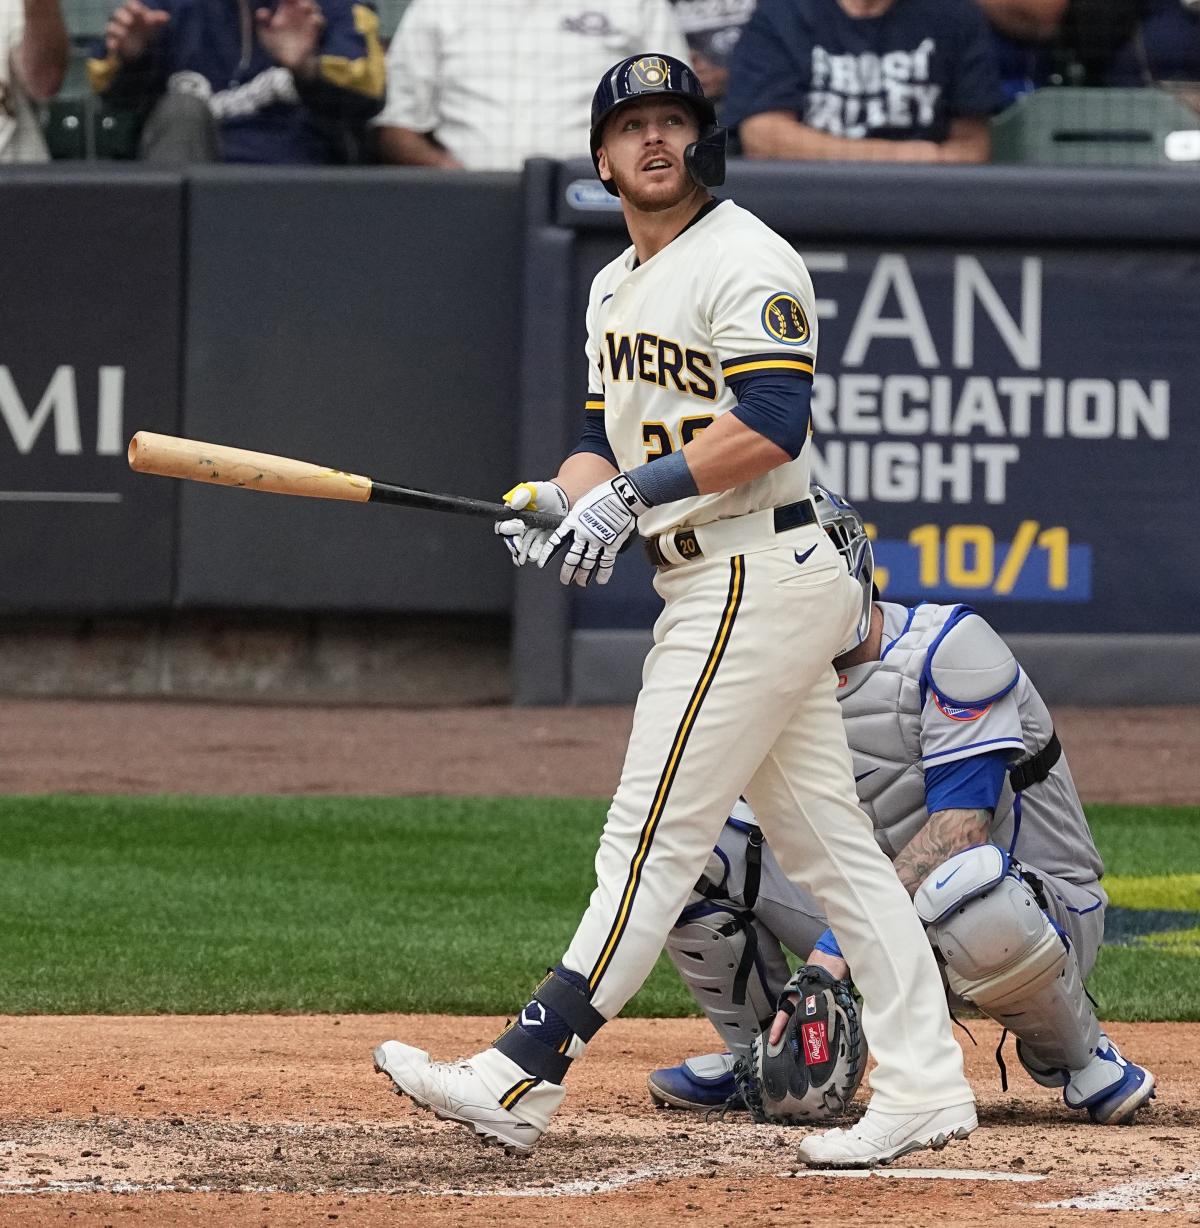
[
  {"x1": 541, "y1": 474, "x2": 649, "y2": 587},
  {"x1": 495, "y1": 480, "x2": 568, "y2": 566}
]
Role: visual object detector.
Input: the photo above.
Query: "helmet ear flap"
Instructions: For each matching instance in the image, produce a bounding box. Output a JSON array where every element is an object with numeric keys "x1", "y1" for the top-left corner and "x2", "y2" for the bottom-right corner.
[{"x1": 685, "y1": 127, "x2": 728, "y2": 188}]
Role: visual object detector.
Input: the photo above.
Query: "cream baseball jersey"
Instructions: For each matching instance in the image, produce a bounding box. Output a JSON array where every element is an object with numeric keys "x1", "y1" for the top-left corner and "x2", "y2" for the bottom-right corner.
[{"x1": 583, "y1": 199, "x2": 818, "y2": 539}]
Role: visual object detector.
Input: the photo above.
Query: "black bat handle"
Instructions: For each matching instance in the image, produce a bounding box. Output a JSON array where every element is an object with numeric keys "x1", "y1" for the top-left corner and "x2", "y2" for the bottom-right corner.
[{"x1": 367, "y1": 481, "x2": 565, "y2": 531}]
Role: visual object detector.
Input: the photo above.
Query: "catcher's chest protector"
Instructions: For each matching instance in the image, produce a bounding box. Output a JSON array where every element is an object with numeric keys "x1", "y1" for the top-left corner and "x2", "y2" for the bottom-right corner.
[
  {"x1": 838, "y1": 602, "x2": 1102, "y2": 884},
  {"x1": 835, "y1": 603, "x2": 951, "y2": 859}
]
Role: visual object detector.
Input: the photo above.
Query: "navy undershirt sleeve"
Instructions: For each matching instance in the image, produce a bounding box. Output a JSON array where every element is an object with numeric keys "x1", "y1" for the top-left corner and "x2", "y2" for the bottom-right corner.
[
  {"x1": 569, "y1": 411, "x2": 618, "y2": 468},
  {"x1": 923, "y1": 749, "x2": 1009, "y2": 814},
  {"x1": 728, "y1": 372, "x2": 813, "y2": 459}
]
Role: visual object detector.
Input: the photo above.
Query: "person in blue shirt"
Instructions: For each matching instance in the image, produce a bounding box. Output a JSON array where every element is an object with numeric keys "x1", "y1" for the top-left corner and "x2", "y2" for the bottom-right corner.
[
  {"x1": 1102, "y1": 0, "x2": 1200, "y2": 86},
  {"x1": 977, "y1": 0, "x2": 1066, "y2": 102},
  {"x1": 88, "y1": 0, "x2": 384, "y2": 164},
  {"x1": 724, "y1": 0, "x2": 1005, "y2": 162}
]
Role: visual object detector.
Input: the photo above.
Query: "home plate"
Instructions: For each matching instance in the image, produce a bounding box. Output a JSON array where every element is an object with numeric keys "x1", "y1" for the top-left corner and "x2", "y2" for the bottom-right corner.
[{"x1": 781, "y1": 1168, "x2": 1046, "y2": 1182}]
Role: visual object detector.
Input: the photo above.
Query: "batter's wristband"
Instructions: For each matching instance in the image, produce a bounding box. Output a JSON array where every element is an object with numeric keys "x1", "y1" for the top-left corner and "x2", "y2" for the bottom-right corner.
[
  {"x1": 625, "y1": 449, "x2": 698, "y2": 507},
  {"x1": 814, "y1": 927, "x2": 843, "y2": 958}
]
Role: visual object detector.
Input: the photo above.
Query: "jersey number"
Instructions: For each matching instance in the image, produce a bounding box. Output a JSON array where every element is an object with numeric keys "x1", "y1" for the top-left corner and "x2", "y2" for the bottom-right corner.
[{"x1": 641, "y1": 416, "x2": 714, "y2": 461}]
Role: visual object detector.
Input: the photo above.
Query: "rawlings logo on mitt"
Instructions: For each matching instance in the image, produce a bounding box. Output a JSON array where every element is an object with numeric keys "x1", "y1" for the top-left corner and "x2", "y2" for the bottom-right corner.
[{"x1": 734, "y1": 965, "x2": 867, "y2": 1124}]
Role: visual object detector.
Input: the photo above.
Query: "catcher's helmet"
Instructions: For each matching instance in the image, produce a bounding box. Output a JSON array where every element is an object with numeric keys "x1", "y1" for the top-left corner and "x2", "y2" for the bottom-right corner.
[
  {"x1": 811, "y1": 483, "x2": 875, "y2": 655},
  {"x1": 590, "y1": 53, "x2": 727, "y2": 197}
]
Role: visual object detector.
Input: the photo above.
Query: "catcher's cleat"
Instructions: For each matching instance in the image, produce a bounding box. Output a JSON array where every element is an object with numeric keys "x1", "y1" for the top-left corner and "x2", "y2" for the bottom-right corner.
[
  {"x1": 1020, "y1": 1035, "x2": 1156, "y2": 1125},
  {"x1": 648, "y1": 1053, "x2": 746, "y2": 1111},
  {"x1": 1070, "y1": 1038, "x2": 1156, "y2": 1125},
  {"x1": 373, "y1": 1041, "x2": 546, "y2": 1155},
  {"x1": 796, "y1": 1101, "x2": 977, "y2": 1168}
]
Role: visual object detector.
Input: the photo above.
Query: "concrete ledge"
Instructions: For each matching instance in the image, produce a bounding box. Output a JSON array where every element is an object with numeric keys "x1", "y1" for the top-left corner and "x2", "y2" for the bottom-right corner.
[
  {"x1": 571, "y1": 629, "x2": 1200, "y2": 706},
  {"x1": 0, "y1": 614, "x2": 509, "y2": 705}
]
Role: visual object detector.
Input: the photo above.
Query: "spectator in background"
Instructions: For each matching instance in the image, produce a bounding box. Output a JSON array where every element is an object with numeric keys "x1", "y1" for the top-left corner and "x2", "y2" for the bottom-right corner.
[
  {"x1": 1097, "y1": 0, "x2": 1200, "y2": 88},
  {"x1": 1038, "y1": 0, "x2": 1200, "y2": 94},
  {"x1": 725, "y1": 0, "x2": 1005, "y2": 162},
  {"x1": 373, "y1": 0, "x2": 689, "y2": 170},
  {"x1": 88, "y1": 0, "x2": 385, "y2": 163},
  {"x1": 976, "y1": 0, "x2": 1066, "y2": 101},
  {"x1": 668, "y1": 0, "x2": 755, "y2": 111},
  {"x1": 1, "y1": 0, "x2": 69, "y2": 161}
]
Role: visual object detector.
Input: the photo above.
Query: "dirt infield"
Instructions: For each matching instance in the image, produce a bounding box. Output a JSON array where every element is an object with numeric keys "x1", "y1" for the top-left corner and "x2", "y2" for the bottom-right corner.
[
  {"x1": 2, "y1": 698, "x2": 1199, "y2": 803},
  {"x1": 0, "y1": 699, "x2": 1197, "y2": 1226},
  {"x1": 0, "y1": 1016, "x2": 1196, "y2": 1226}
]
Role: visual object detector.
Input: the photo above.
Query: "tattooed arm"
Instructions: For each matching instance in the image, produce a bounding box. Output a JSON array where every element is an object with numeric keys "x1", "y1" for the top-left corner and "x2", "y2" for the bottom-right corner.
[
  {"x1": 893, "y1": 808, "x2": 991, "y2": 898},
  {"x1": 770, "y1": 807, "x2": 992, "y2": 1041}
]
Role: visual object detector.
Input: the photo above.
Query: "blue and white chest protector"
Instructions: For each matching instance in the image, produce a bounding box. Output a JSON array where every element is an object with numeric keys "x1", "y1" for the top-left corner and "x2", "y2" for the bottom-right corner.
[{"x1": 837, "y1": 602, "x2": 1103, "y2": 885}]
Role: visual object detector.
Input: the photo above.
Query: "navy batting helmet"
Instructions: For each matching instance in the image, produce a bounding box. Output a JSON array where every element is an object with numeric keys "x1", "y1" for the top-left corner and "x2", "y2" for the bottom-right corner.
[{"x1": 590, "y1": 53, "x2": 727, "y2": 197}]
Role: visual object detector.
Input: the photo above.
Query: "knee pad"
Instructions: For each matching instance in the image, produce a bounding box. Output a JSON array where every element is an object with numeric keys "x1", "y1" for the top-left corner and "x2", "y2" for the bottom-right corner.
[
  {"x1": 667, "y1": 904, "x2": 779, "y2": 1059},
  {"x1": 916, "y1": 846, "x2": 1100, "y2": 1072}
]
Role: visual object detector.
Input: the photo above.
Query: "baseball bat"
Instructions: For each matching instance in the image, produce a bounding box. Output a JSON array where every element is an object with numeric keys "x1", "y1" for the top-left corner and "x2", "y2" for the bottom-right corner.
[{"x1": 126, "y1": 431, "x2": 565, "y2": 530}]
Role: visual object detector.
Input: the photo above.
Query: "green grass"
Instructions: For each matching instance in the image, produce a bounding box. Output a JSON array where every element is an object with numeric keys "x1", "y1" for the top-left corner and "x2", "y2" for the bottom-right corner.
[
  {"x1": 1083, "y1": 804, "x2": 1200, "y2": 1021},
  {"x1": 0, "y1": 796, "x2": 1196, "y2": 1019},
  {"x1": 0, "y1": 794, "x2": 684, "y2": 1015}
]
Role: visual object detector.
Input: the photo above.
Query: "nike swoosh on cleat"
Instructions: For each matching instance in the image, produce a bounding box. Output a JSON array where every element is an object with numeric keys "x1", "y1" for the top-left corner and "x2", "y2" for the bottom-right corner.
[
  {"x1": 794, "y1": 545, "x2": 817, "y2": 565},
  {"x1": 854, "y1": 768, "x2": 878, "y2": 783},
  {"x1": 936, "y1": 867, "x2": 962, "y2": 889}
]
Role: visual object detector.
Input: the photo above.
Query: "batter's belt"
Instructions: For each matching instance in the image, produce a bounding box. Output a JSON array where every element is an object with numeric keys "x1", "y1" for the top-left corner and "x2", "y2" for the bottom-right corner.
[{"x1": 644, "y1": 498, "x2": 818, "y2": 569}]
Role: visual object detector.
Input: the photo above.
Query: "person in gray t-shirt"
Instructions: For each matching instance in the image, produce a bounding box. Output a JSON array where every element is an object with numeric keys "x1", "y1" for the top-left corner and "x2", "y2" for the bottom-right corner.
[{"x1": 648, "y1": 484, "x2": 1156, "y2": 1129}]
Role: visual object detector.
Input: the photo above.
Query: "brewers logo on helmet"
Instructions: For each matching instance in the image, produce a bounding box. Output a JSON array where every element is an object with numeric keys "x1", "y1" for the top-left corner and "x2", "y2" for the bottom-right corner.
[
  {"x1": 630, "y1": 55, "x2": 670, "y2": 88},
  {"x1": 589, "y1": 52, "x2": 727, "y2": 196}
]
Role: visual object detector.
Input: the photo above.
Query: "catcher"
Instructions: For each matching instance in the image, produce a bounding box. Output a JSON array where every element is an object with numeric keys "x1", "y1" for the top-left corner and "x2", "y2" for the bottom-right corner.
[{"x1": 648, "y1": 485, "x2": 1156, "y2": 1130}]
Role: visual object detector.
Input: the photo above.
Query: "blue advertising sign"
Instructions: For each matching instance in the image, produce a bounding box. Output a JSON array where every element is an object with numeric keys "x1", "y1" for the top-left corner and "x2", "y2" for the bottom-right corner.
[{"x1": 804, "y1": 247, "x2": 1192, "y2": 632}]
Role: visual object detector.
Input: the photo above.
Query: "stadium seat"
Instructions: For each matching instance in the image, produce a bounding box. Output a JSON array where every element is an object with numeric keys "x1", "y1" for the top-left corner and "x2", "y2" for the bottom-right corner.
[
  {"x1": 44, "y1": 97, "x2": 141, "y2": 159},
  {"x1": 42, "y1": 40, "x2": 142, "y2": 159},
  {"x1": 991, "y1": 87, "x2": 1200, "y2": 167}
]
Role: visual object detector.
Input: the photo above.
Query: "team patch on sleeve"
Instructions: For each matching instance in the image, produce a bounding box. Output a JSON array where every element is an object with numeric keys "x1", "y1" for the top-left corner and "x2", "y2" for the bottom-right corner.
[
  {"x1": 760, "y1": 292, "x2": 811, "y2": 346},
  {"x1": 933, "y1": 694, "x2": 992, "y2": 722}
]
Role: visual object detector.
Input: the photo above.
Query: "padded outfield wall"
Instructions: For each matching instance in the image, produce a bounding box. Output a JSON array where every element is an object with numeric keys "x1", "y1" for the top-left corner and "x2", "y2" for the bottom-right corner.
[{"x1": 0, "y1": 162, "x2": 1196, "y2": 703}]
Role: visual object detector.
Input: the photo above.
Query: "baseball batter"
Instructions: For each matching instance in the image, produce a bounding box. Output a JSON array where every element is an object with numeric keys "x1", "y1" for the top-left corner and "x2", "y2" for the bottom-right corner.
[
  {"x1": 648, "y1": 486, "x2": 1156, "y2": 1128},
  {"x1": 374, "y1": 52, "x2": 975, "y2": 1168}
]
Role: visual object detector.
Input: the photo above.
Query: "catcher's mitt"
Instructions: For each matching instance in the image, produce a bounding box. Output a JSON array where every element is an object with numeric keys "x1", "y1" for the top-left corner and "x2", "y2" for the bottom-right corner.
[{"x1": 734, "y1": 964, "x2": 868, "y2": 1124}]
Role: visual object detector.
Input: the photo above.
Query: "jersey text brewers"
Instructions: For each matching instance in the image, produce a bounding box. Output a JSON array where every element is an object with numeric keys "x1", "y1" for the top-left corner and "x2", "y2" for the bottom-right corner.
[{"x1": 584, "y1": 199, "x2": 817, "y2": 538}]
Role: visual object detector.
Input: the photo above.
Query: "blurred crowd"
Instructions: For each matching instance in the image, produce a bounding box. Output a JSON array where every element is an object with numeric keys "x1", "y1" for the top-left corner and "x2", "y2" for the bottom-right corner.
[{"x1": 1, "y1": 0, "x2": 1197, "y2": 164}]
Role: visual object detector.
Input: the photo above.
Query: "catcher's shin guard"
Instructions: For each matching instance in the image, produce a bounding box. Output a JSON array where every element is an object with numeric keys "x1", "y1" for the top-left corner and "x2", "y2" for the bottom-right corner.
[
  {"x1": 917, "y1": 846, "x2": 1100, "y2": 1073},
  {"x1": 666, "y1": 902, "x2": 785, "y2": 1059}
]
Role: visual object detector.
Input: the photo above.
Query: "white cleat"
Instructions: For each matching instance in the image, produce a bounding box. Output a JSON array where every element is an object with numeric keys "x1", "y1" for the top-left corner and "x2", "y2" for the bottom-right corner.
[
  {"x1": 797, "y1": 1101, "x2": 978, "y2": 1169},
  {"x1": 373, "y1": 1040, "x2": 544, "y2": 1155}
]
